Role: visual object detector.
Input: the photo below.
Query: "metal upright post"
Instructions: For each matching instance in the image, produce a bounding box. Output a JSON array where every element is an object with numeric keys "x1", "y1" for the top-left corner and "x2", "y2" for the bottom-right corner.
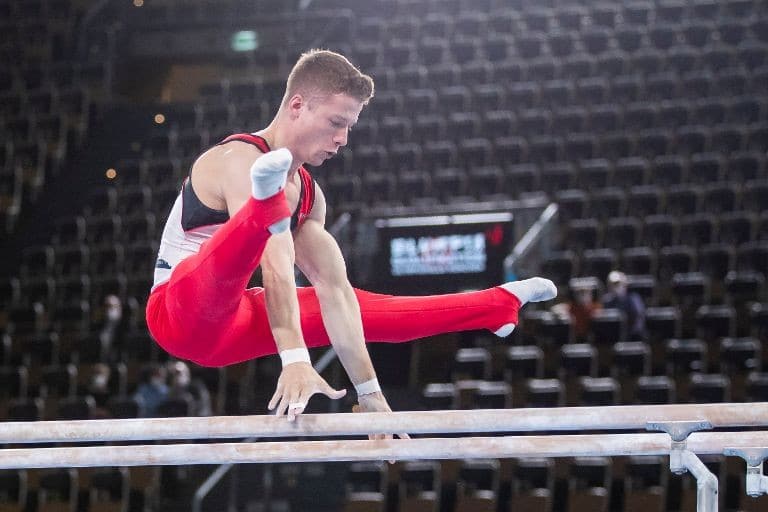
[{"x1": 648, "y1": 420, "x2": 718, "y2": 512}]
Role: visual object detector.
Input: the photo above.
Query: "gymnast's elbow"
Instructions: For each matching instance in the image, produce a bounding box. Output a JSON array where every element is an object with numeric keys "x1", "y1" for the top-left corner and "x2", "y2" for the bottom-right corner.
[{"x1": 312, "y1": 274, "x2": 355, "y2": 304}]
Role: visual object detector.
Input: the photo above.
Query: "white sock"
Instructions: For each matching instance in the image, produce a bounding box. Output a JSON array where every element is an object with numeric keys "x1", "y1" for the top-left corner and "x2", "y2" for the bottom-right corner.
[
  {"x1": 494, "y1": 277, "x2": 558, "y2": 337},
  {"x1": 500, "y1": 277, "x2": 557, "y2": 305},
  {"x1": 250, "y1": 148, "x2": 292, "y2": 200},
  {"x1": 250, "y1": 148, "x2": 292, "y2": 234}
]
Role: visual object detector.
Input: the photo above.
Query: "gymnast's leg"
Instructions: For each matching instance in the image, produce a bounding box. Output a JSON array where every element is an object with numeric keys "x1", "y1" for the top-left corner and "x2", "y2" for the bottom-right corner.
[
  {"x1": 146, "y1": 150, "x2": 292, "y2": 363},
  {"x1": 298, "y1": 277, "x2": 557, "y2": 348}
]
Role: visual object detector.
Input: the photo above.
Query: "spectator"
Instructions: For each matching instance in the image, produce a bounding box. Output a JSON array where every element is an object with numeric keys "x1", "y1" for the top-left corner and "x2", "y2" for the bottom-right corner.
[
  {"x1": 602, "y1": 270, "x2": 646, "y2": 340},
  {"x1": 166, "y1": 361, "x2": 212, "y2": 417},
  {"x1": 133, "y1": 363, "x2": 168, "y2": 417},
  {"x1": 96, "y1": 294, "x2": 123, "y2": 361},
  {"x1": 87, "y1": 363, "x2": 112, "y2": 418},
  {"x1": 552, "y1": 277, "x2": 602, "y2": 342}
]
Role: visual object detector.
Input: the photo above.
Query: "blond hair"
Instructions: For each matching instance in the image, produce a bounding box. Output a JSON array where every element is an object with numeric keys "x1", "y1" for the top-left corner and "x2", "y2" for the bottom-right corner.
[{"x1": 284, "y1": 49, "x2": 374, "y2": 106}]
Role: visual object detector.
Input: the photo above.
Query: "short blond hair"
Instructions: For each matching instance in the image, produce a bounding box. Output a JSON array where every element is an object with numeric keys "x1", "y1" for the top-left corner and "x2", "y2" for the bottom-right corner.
[{"x1": 284, "y1": 49, "x2": 374, "y2": 105}]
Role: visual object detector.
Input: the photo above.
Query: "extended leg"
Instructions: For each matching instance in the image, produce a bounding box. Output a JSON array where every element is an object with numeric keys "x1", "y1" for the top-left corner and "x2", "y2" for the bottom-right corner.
[{"x1": 299, "y1": 278, "x2": 557, "y2": 347}]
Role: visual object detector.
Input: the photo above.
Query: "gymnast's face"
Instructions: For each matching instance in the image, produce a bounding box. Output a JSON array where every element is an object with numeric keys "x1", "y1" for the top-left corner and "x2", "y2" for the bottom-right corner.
[{"x1": 290, "y1": 92, "x2": 363, "y2": 167}]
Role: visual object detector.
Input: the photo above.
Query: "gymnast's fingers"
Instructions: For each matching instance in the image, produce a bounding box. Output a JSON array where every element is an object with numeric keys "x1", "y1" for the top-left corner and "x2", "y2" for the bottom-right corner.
[{"x1": 268, "y1": 382, "x2": 284, "y2": 411}]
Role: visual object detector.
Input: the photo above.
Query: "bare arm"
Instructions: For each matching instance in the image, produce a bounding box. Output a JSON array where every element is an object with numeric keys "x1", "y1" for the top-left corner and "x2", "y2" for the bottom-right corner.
[
  {"x1": 293, "y1": 211, "x2": 376, "y2": 386},
  {"x1": 213, "y1": 145, "x2": 344, "y2": 418},
  {"x1": 294, "y1": 186, "x2": 407, "y2": 441}
]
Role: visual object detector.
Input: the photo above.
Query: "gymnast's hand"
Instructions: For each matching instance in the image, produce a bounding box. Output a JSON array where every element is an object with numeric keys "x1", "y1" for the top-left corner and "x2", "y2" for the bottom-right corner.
[
  {"x1": 354, "y1": 392, "x2": 411, "y2": 442},
  {"x1": 268, "y1": 362, "x2": 347, "y2": 421}
]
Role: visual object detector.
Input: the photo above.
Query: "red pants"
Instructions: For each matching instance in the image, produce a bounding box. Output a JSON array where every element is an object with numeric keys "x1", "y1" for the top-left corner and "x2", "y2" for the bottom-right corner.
[{"x1": 146, "y1": 193, "x2": 522, "y2": 367}]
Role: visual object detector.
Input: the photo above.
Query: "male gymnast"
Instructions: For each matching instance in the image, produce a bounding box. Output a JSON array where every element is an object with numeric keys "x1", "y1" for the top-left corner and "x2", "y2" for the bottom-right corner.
[{"x1": 146, "y1": 49, "x2": 557, "y2": 427}]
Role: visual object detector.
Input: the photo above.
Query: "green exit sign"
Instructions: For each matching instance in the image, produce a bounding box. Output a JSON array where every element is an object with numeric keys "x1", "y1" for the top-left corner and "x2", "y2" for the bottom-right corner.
[{"x1": 231, "y1": 30, "x2": 259, "y2": 52}]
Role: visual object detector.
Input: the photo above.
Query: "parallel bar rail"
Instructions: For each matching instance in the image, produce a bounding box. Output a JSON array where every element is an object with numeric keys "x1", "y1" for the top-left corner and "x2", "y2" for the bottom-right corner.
[
  {"x1": 0, "y1": 403, "x2": 765, "y2": 444},
  {"x1": 0, "y1": 431, "x2": 766, "y2": 469}
]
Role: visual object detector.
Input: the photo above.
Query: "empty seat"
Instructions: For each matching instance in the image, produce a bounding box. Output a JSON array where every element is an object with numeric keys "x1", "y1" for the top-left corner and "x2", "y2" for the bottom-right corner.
[
  {"x1": 555, "y1": 189, "x2": 588, "y2": 220},
  {"x1": 735, "y1": 241, "x2": 768, "y2": 276},
  {"x1": 676, "y1": 125, "x2": 708, "y2": 154},
  {"x1": 719, "y1": 211, "x2": 756, "y2": 246},
  {"x1": 452, "y1": 348, "x2": 491, "y2": 381},
  {"x1": 627, "y1": 186, "x2": 662, "y2": 218},
  {"x1": 578, "y1": 159, "x2": 611, "y2": 189},
  {"x1": 635, "y1": 375, "x2": 676, "y2": 404},
  {"x1": 745, "y1": 372, "x2": 768, "y2": 401},
  {"x1": 422, "y1": 383, "x2": 456, "y2": 410},
  {"x1": 510, "y1": 458, "x2": 554, "y2": 512},
  {"x1": 678, "y1": 213, "x2": 716, "y2": 247},
  {"x1": 658, "y1": 245, "x2": 696, "y2": 281},
  {"x1": 590, "y1": 308, "x2": 626, "y2": 345},
  {"x1": 88, "y1": 467, "x2": 129, "y2": 512},
  {"x1": 603, "y1": 217, "x2": 641, "y2": 250},
  {"x1": 580, "y1": 249, "x2": 616, "y2": 282},
  {"x1": 524, "y1": 378, "x2": 564, "y2": 408},
  {"x1": 579, "y1": 377, "x2": 620, "y2": 406},
  {"x1": 666, "y1": 338, "x2": 707, "y2": 375},
  {"x1": 695, "y1": 304, "x2": 736, "y2": 339},
  {"x1": 688, "y1": 373, "x2": 731, "y2": 403},
  {"x1": 725, "y1": 270, "x2": 765, "y2": 303},
  {"x1": 560, "y1": 344, "x2": 598, "y2": 380},
  {"x1": 698, "y1": 243, "x2": 734, "y2": 282},
  {"x1": 623, "y1": 456, "x2": 668, "y2": 512},
  {"x1": 613, "y1": 157, "x2": 649, "y2": 188},
  {"x1": 589, "y1": 188, "x2": 626, "y2": 220},
  {"x1": 644, "y1": 215, "x2": 678, "y2": 250},
  {"x1": 37, "y1": 469, "x2": 77, "y2": 512},
  {"x1": 562, "y1": 219, "x2": 600, "y2": 251},
  {"x1": 645, "y1": 307, "x2": 682, "y2": 342},
  {"x1": 343, "y1": 492, "x2": 385, "y2": 512},
  {"x1": 599, "y1": 132, "x2": 634, "y2": 160},
  {"x1": 576, "y1": 77, "x2": 609, "y2": 105},
  {"x1": 540, "y1": 162, "x2": 575, "y2": 194},
  {"x1": 567, "y1": 456, "x2": 611, "y2": 512},
  {"x1": 0, "y1": 468, "x2": 27, "y2": 511},
  {"x1": 505, "y1": 345, "x2": 544, "y2": 383},
  {"x1": 611, "y1": 341, "x2": 651, "y2": 402},
  {"x1": 689, "y1": 153, "x2": 724, "y2": 184},
  {"x1": 347, "y1": 461, "x2": 387, "y2": 494},
  {"x1": 398, "y1": 460, "x2": 440, "y2": 512}
]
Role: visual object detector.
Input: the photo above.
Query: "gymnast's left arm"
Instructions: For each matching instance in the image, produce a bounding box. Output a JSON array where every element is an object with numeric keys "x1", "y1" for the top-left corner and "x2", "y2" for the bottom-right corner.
[{"x1": 294, "y1": 186, "x2": 407, "y2": 439}]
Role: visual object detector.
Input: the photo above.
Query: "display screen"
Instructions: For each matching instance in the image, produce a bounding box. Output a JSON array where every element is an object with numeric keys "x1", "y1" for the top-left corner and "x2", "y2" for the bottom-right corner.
[
  {"x1": 390, "y1": 232, "x2": 487, "y2": 276},
  {"x1": 372, "y1": 212, "x2": 514, "y2": 294}
]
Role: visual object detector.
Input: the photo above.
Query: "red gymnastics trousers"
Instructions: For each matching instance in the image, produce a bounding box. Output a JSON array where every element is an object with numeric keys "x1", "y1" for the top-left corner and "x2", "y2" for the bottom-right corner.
[{"x1": 146, "y1": 192, "x2": 522, "y2": 367}]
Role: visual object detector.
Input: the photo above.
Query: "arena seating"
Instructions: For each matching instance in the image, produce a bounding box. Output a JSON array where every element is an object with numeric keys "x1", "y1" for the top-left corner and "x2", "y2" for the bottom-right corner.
[{"x1": 2, "y1": 0, "x2": 768, "y2": 510}]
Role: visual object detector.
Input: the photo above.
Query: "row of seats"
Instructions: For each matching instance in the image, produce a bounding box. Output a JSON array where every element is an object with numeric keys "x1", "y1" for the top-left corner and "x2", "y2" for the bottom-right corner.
[
  {"x1": 328, "y1": 0, "x2": 765, "y2": 25},
  {"x1": 543, "y1": 244, "x2": 768, "y2": 288},
  {"x1": 346, "y1": 40, "x2": 768, "y2": 75},
  {"x1": 559, "y1": 213, "x2": 768, "y2": 250},
  {"x1": 341, "y1": 453, "x2": 767, "y2": 512},
  {"x1": 0, "y1": 466, "x2": 160, "y2": 512},
  {"x1": 420, "y1": 372, "x2": 767, "y2": 408},
  {"x1": 354, "y1": 11, "x2": 768, "y2": 45}
]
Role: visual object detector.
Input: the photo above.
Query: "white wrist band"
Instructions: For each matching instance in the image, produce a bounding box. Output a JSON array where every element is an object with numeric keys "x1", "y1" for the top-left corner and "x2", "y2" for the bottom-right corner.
[
  {"x1": 355, "y1": 378, "x2": 381, "y2": 395},
  {"x1": 279, "y1": 348, "x2": 311, "y2": 367}
]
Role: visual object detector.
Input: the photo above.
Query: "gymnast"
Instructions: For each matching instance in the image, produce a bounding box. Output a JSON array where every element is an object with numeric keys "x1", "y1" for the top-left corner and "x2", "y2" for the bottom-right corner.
[{"x1": 145, "y1": 49, "x2": 557, "y2": 430}]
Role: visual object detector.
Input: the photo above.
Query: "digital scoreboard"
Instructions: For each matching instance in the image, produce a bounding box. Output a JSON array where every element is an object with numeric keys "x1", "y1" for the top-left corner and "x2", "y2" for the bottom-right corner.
[{"x1": 372, "y1": 212, "x2": 514, "y2": 294}]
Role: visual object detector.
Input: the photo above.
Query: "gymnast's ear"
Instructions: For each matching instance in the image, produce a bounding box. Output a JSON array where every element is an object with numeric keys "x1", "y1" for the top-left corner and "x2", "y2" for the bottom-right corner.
[{"x1": 286, "y1": 93, "x2": 305, "y2": 118}]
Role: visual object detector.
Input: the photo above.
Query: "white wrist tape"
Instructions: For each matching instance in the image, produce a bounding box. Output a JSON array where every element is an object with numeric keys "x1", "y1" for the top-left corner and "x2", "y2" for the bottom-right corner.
[
  {"x1": 279, "y1": 348, "x2": 311, "y2": 367},
  {"x1": 355, "y1": 378, "x2": 381, "y2": 396}
]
